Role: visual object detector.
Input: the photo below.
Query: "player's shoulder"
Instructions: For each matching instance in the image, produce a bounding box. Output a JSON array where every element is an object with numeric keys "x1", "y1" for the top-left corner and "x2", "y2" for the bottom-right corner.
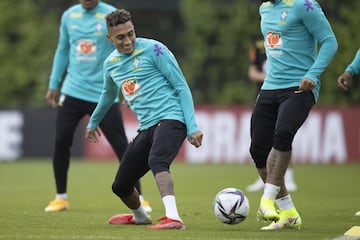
[
  {"x1": 64, "y1": 3, "x2": 83, "y2": 15},
  {"x1": 62, "y1": 4, "x2": 89, "y2": 23},
  {"x1": 104, "y1": 50, "x2": 121, "y2": 65},
  {"x1": 289, "y1": 0, "x2": 323, "y2": 14},
  {"x1": 63, "y1": 2, "x2": 116, "y2": 16},
  {"x1": 260, "y1": 0, "x2": 321, "y2": 10},
  {"x1": 136, "y1": 38, "x2": 169, "y2": 53},
  {"x1": 137, "y1": 38, "x2": 165, "y2": 47}
]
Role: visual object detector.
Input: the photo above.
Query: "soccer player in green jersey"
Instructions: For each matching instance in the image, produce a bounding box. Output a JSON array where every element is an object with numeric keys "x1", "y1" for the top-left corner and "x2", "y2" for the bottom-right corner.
[
  {"x1": 250, "y1": 0, "x2": 337, "y2": 230},
  {"x1": 45, "y1": 0, "x2": 151, "y2": 213}
]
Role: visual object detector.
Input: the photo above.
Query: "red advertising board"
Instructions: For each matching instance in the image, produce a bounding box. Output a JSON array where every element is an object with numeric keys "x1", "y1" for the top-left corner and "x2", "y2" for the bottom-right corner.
[{"x1": 83, "y1": 105, "x2": 360, "y2": 164}]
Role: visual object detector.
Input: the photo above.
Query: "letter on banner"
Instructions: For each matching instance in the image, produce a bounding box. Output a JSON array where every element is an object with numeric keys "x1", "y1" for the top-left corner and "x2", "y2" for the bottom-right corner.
[{"x1": 0, "y1": 111, "x2": 23, "y2": 161}]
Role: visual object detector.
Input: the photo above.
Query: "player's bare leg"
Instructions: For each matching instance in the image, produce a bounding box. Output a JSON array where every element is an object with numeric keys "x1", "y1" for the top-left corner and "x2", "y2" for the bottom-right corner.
[
  {"x1": 257, "y1": 167, "x2": 267, "y2": 183},
  {"x1": 259, "y1": 148, "x2": 301, "y2": 230},
  {"x1": 120, "y1": 189, "x2": 141, "y2": 209},
  {"x1": 155, "y1": 171, "x2": 174, "y2": 197},
  {"x1": 149, "y1": 171, "x2": 185, "y2": 230},
  {"x1": 108, "y1": 189, "x2": 151, "y2": 225},
  {"x1": 267, "y1": 148, "x2": 290, "y2": 198},
  {"x1": 257, "y1": 148, "x2": 289, "y2": 222}
]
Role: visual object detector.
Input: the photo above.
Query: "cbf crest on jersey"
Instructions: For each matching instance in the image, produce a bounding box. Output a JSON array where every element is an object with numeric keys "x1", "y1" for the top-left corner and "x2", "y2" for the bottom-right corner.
[
  {"x1": 95, "y1": 22, "x2": 104, "y2": 36},
  {"x1": 279, "y1": 9, "x2": 288, "y2": 25},
  {"x1": 132, "y1": 57, "x2": 141, "y2": 71}
]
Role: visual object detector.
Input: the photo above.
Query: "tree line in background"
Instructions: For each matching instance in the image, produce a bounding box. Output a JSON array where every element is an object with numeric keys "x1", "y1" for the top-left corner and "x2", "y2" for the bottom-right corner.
[{"x1": 0, "y1": 0, "x2": 359, "y2": 108}]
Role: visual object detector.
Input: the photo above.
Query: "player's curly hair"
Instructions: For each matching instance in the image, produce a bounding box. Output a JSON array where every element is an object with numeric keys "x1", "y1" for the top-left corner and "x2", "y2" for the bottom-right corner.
[{"x1": 106, "y1": 9, "x2": 132, "y2": 27}]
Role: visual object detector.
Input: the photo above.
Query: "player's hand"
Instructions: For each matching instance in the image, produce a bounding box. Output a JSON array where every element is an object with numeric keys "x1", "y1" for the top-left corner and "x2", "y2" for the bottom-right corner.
[
  {"x1": 85, "y1": 128, "x2": 102, "y2": 142},
  {"x1": 298, "y1": 78, "x2": 316, "y2": 92},
  {"x1": 337, "y1": 71, "x2": 352, "y2": 92},
  {"x1": 46, "y1": 90, "x2": 58, "y2": 108},
  {"x1": 187, "y1": 131, "x2": 203, "y2": 148}
]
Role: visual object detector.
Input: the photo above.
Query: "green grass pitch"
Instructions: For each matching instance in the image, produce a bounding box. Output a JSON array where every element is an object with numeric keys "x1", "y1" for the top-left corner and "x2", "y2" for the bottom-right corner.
[{"x1": 0, "y1": 159, "x2": 359, "y2": 240}]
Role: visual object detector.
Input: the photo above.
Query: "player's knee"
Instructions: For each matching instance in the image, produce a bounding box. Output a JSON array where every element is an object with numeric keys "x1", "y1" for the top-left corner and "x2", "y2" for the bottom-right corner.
[
  {"x1": 273, "y1": 128, "x2": 294, "y2": 151},
  {"x1": 54, "y1": 134, "x2": 72, "y2": 148},
  {"x1": 148, "y1": 159, "x2": 169, "y2": 175},
  {"x1": 111, "y1": 180, "x2": 133, "y2": 198},
  {"x1": 249, "y1": 144, "x2": 267, "y2": 168}
]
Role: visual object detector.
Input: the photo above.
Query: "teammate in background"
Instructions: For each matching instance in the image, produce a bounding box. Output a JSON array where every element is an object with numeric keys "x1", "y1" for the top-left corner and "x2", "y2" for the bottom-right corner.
[
  {"x1": 248, "y1": 39, "x2": 267, "y2": 89},
  {"x1": 85, "y1": 9, "x2": 203, "y2": 230},
  {"x1": 337, "y1": 48, "x2": 360, "y2": 217},
  {"x1": 45, "y1": 0, "x2": 151, "y2": 213},
  {"x1": 246, "y1": 39, "x2": 297, "y2": 192},
  {"x1": 250, "y1": 0, "x2": 337, "y2": 230}
]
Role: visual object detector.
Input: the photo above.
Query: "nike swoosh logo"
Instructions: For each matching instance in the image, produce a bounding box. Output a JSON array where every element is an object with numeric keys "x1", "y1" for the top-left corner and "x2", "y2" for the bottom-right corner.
[{"x1": 294, "y1": 90, "x2": 303, "y2": 94}]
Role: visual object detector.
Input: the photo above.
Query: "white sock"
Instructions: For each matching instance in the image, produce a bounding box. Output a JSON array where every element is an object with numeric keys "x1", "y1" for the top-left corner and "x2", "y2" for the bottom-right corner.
[
  {"x1": 276, "y1": 195, "x2": 294, "y2": 210},
  {"x1": 131, "y1": 205, "x2": 149, "y2": 223},
  {"x1": 262, "y1": 183, "x2": 280, "y2": 200},
  {"x1": 162, "y1": 195, "x2": 182, "y2": 221},
  {"x1": 56, "y1": 193, "x2": 67, "y2": 200}
]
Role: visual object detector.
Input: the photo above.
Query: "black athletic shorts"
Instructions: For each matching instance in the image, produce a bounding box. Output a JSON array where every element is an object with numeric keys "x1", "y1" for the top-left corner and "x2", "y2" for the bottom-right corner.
[
  {"x1": 249, "y1": 87, "x2": 315, "y2": 168},
  {"x1": 112, "y1": 119, "x2": 187, "y2": 197}
]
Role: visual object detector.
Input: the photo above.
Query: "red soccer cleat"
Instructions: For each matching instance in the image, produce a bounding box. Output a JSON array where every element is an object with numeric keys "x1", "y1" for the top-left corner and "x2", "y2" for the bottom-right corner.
[
  {"x1": 148, "y1": 216, "x2": 185, "y2": 230},
  {"x1": 108, "y1": 214, "x2": 151, "y2": 225}
]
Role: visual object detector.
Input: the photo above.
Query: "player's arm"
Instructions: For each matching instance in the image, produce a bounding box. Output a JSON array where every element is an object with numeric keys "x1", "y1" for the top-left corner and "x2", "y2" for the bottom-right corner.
[
  {"x1": 86, "y1": 66, "x2": 119, "y2": 132},
  {"x1": 248, "y1": 46, "x2": 266, "y2": 82},
  {"x1": 300, "y1": 2, "x2": 338, "y2": 87},
  {"x1": 345, "y1": 49, "x2": 360, "y2": 76},
  {"x1": 48, "y1": 13, "x2": 70, "y2": 91},
  {"x1": 47, "y1": 13, "x2": 70, "y2": 107},
  {"x1": 337, "y1": 48, "x2": 360, "y2": 91},
  {"x1": 154, "y1": 42, "x2": 202, "y2": 147},
  {"x1": 248, "y1": 65, "x2": 266, "y2": 82}
]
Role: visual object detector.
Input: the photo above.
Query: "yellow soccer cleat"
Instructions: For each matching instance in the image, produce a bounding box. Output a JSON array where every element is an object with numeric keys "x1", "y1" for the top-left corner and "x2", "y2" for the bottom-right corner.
[
  {"x1": 44, "y1": 198, "x2": 69, "y2": 212},
  {"x1": 141, "y1": 199, "x2": 152, "y2": 213},
  {"x1": 257, "y1": 197, "x2": 279, "y2": 222},
  {"x1": 261, "y1": 208, "x2": 302, "y2": 230}
]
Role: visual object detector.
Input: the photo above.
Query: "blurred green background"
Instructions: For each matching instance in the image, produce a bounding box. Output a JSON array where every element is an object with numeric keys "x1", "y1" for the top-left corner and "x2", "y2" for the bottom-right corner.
[{"x1": 0, "y1": 0, "x2": 359, "y2": 108}]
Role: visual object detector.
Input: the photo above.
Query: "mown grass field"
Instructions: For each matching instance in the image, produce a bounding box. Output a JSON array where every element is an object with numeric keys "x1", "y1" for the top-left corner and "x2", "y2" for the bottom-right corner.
[{"x1": 0, "y1": 159, "x2": 359, "y2": 240}]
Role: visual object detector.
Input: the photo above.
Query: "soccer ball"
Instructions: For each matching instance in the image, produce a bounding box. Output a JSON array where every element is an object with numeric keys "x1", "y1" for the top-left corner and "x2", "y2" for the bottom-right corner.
[{"x1": 213, "y1": 187, "x2": 250, "y2": 224}]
